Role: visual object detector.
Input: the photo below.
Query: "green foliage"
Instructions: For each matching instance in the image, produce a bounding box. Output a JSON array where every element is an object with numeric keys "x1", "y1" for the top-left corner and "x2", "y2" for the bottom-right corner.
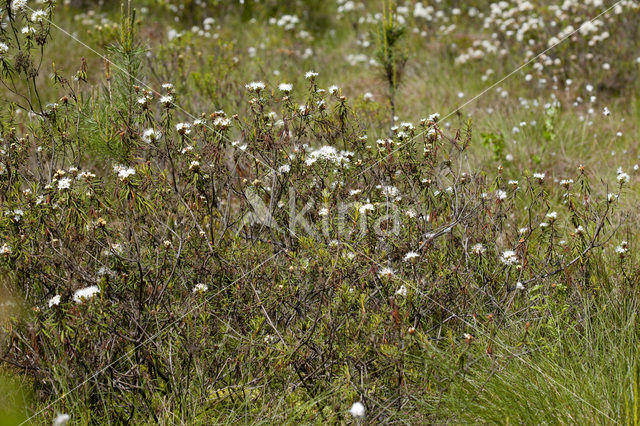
[
  {"x1": 374, "y1": 0, "x2": 408, "y2": 130},
  {"x1": 0, "y1": 371, "x2": 31, "y2": 425},
  {"x1": 626, "y1": 354, "x2": 640, "y2": 426},
  {"x1": 0, "y1": 1, "x2": 639, "y2": 424},
  {"x1": 480, "y1": 131, "x2": 505, "y2": 163}
]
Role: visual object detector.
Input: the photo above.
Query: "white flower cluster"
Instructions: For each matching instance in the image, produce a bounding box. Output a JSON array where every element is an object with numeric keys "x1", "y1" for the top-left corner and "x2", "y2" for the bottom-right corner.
[
  {"x1": 73, "y1": 285, "x2": 100, "y2": 303},
  {"x1": 113, "y1": 164, "x2": 136, "y2": 181},
  {"x1": 615, "y1": 241, "x2": 629, "y2": 258},
  {"x1": 12, "y1": 0, "x2": 28, "y2": 14},
  {"x1": 245, "y1": 81, "x2": 265, "y2": 93},
  {"x1": 142, "y1": 128, "x2": 162, "y2": 143},
  {"x1": 617, "y1": 167, "x2": 630, "y2": 184},
  {"x1": 447, "y1": 0, "x2": 637, "y2": 78},
  {"x1": 193, "y1": 283, "x2": 208, "y2": 293},
  {"x1": 403, "y1": 251, "x2": 419, "y2": 262},
  {"x1": 305, "y1": 146, "x2": 353, "y2": 166},
  {"x1": 500, "y1": 250, "x2": 518, "y2": 266},
  {"x1": 278, "y1": 83, "x2": 293, "y2": 93},
  {"x1": 471, "y1": 243, "x2": 486, "y2": 255},
  {"x1": 274, "y1": 14, "x2": 300, "y2": 31}
]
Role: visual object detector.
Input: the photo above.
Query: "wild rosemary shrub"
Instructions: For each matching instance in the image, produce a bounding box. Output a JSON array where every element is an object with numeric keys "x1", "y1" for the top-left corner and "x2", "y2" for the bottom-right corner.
[{"x1": 0, "y1": 1, "x2": 638, "y2": 423}]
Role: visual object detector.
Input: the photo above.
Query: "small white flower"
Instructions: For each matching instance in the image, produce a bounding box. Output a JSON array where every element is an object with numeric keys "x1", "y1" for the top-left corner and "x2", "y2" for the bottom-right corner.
[
  {"x1": 349, "y1": 402, "x2": 366, "y2": 418},
  {"x1": 500, "y1": 250, "x2": 518, "y2": 266},
  {"x1": 0, "y1": 43, "x2": 8, "y2": 59},
  {"x1": 176, "y1": 122, "x2": 192, "y2": 135},
  {"x1": 533, "y1": 172, "x2": 545, "y2": 182},
  {"x1": 159, "y1": 95, "x2": 173, "y2": 107},
  {"x1": 378, "y1": 267, "x2": 395, "y2": 279},
  {"x1": 278, "y1": 83, "x2": 293, "y2": 93},
  {"x1": 278, "y1": 164, "x2": 291, "y2": 173},
  {"x1": 57, "y1": 177, "x2": 72, "y2": 190},
  {"x1": 245, "y1": 81, "x2": 266, "y2": 93},
  {"x1": 305, "y1": 70, "x2": 319, "y2": 79},
  {"x1": 615, "y1": 245, "x2": 628, "y2": 257},
  {"x1": 142, "y1": 128, "x2": 162, "y2": 143},
  {"x1": 318, "y1": 207, "x2": 329, "y2": 216},
  {"x1": 12, "y1": 0, "x2": 28, "y2": 14},
  {"x1": 403, "y1": 251, "x2": 419, "y2": 262},
  {"x1": 78, "y1": 171, "x2": 96, "y2": 180},
  {"x1": 395, "y1": 285, "x2": 407, "y2": 297},
  {"x1": 114, "y1": 165, "x2": 136, "y2": 181},
  {"x1": 0, "y1": 244, "x2": 12, "y2": 255},
  {"x1": 30, "y1": 10, "x2": 47, "y2": 23},
  {"x1": 617, "y1": 173, "x2": 630, "y2": 184},
  {"x1": 545, "y1": 211, "x2": 558, "y2": 222},
  {"x1": 516, "y1": 281, "x2": 525, "y2": 291},
  {"x1": 53, "y1": 413, "x2": 71, "y2": 426},
  {"x1": 48, "y1": 295, "x2": 61, "y2": 308},
  {"x1": 73, "y1": 286, "x2": 100, "y2": 303},
  {"x1": 11, "y1": 209, "x2": 24, "y2": 222},
  {"x1": 328, "y1": 85, "x2": 339, "y2": 95},
  {"x1": 495, "y1": 189, "x2": 507, "y2": 200},
  {"x1": 381, "y1": 185, "x2": 399, "y2": 198},
  {"x1": 359, "y1": 203, "x2": 375, "y2": 214},
  {"x1": 213, "y1": 116, "x2": 231, "y2": 130},
  {"x1": 471, "y1": 243, "x2": 486, "y2": 255},
  {"x1": 193, "y1": 283, "x2": 208, "y2": 293}
]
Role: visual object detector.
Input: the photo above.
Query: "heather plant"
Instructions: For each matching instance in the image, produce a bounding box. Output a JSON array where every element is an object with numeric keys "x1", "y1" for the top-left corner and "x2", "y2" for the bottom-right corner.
[{"x1": 0, "y1": 1, "x2": 639, "y2": 424}]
